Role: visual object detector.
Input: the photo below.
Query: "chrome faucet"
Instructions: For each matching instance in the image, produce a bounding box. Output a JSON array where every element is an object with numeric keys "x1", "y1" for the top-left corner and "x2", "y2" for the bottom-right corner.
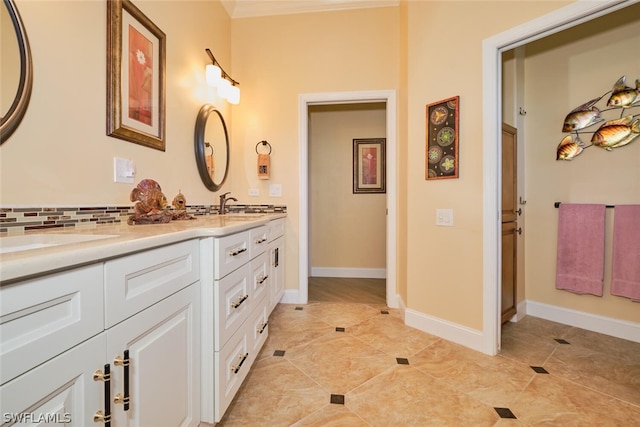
[{"x1": 219, "y1": 192, "x2": 237, "y2": 215}]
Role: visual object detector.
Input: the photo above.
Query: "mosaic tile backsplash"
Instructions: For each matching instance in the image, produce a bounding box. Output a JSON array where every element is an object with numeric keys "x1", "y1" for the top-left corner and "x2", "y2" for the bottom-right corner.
[{"x1": 0, "y1": 204, "x2": 287, "y2": 234}]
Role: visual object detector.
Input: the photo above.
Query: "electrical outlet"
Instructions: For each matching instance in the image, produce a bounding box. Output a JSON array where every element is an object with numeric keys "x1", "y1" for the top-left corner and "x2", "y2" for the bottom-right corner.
[
  {"x1": 436, "y1": 209, "x2": 453, "y2": 226},
  {"x1": 248, "y1": 188, "x2": 259, "y2": 197},
  {"x1": 269, "y1": 184, "x2": 282, "y2": 197}
]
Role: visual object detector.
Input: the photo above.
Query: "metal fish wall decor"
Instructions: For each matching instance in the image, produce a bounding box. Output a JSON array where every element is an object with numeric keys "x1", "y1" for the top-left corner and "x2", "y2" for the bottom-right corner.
[{"x1": 556, "y1": 75, "x2": 640, "y2": 161}]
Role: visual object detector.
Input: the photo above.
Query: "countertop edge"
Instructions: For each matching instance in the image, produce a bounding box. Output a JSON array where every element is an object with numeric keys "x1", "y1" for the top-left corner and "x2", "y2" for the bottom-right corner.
[{"x1": 0, "y1": 214, "x2": 286, "y2": 285}]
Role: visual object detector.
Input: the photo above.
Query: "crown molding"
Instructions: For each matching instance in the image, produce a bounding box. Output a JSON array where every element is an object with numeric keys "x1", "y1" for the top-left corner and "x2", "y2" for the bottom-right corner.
[{"x1": 223, "y1": 0, "x2": 399, "y2": 19}]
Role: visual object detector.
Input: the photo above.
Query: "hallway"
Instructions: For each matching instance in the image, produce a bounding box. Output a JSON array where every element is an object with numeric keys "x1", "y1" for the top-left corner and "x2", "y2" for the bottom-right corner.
[{"x1": 217, "y1": 300, "x2": 640, "y2": 425}]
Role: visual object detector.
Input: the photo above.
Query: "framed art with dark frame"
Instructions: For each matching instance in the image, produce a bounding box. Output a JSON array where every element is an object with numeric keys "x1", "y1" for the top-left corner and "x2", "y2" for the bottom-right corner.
[
  {"x1": 353, "y1": 138, "x2": 386, "y2": 194},
  {"x1": 426, "y1": 96, "x2": 459, "y2": 180},
  {"x1": 107, "y1": 0, "x2": 166, "y2": 151}
]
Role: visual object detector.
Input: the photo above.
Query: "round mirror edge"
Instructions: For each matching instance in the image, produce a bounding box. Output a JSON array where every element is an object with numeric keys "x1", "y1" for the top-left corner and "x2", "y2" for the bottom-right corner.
[
  {"x1": 0, "y1": 0, "x2": 33, "y2": 144},
  {"x1": 194, "y1": 104, "x2": 229, "y2": 192}
]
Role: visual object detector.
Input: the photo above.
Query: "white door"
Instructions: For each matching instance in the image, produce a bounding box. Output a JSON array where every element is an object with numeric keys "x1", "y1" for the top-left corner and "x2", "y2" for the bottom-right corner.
[{"x1": 106, "y1": 284, "x2": 200, "y2": 427}]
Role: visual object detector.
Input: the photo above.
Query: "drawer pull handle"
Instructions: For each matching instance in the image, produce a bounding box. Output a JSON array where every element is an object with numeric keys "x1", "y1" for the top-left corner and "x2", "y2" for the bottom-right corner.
[
  {"x1": 257, "y1": 274, "x2": 269, "y2": 285},
  {"x1": 231, "y1": 353, "x2": 249, "y2": 374},
  {"x1": 93, "y1": 364, "x2": 111, "y2": 426},
  {"x1": 113, "y1": 350, "x2": 130, "y2": 411},
  {"x1": 229, "y1": 247, "x2": 247, "y2": 257},
  {"x1": 231, "y1": 295, "x2": 248, "y2": 309},
  {"x1": 258, "y1": 321, "x2": 268, "y2": 334},
  {"x1": 255, "y1": 237, "x2": 267, "y2": 244}
]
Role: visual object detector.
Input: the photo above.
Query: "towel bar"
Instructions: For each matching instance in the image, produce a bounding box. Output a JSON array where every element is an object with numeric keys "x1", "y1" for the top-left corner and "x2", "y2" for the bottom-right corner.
[{"x1": 554, "y1": 202, "x2": 615, "y2": 208}]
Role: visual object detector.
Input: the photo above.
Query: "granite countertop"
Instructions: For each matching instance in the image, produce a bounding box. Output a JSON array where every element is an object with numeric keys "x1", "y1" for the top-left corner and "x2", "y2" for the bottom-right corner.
[{"x1": 0, "y1": 213, "x2": 286, "y2": 284}]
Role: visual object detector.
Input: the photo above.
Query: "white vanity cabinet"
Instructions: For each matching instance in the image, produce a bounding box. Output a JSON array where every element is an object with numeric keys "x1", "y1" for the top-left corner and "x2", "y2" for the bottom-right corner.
[
  {"x1": 201, "y1": 219, "x2": 283, "y2": 424},
  {"x1": 0, "y1": 240, "x2": 201, "y2": 427}
]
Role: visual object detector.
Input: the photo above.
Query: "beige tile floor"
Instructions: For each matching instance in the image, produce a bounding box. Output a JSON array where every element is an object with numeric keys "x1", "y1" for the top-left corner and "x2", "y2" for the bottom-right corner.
[{"x1": 217, "y1": 284, "x2": 640, "y2": 426}]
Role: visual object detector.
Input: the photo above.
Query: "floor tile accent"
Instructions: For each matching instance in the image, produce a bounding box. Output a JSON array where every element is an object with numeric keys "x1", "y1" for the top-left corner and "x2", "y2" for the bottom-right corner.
[
  {"x1": 381, "y1": 310, "x2": 389, "y2": 314},
  {"x1": 396, "y1": 357, "x2": 409, "y2": 365},
  {"x1": 494, "y1": 407, "x2": 517, "y2": 418},
  {"x1": 531, "y1": 366, "x2": 549, "y2": 374},
  {"x1": 554, "y1": 338, "x2": 570, "y2": 344},
  {"x1": 295, "y1": 306, "x2": 304, "y2": 310},
  {"x1": 335, "y1": 327, "x2": 345, "y2": 332},
  {"x1": 330, "y1": 394, "x2": 345, "y2": 405},
  {"x1": 273, "y1": 350, "x2": 285, "y2": 357}
]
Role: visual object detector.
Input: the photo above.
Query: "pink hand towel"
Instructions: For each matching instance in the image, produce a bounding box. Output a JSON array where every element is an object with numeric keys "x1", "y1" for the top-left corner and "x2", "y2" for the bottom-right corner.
[
  {"x1": 555, "y1": 204, "x2": 606, "y2": 296},
  {"x1": 611, "y1": 205, "x2": 640, "y2": 302}
]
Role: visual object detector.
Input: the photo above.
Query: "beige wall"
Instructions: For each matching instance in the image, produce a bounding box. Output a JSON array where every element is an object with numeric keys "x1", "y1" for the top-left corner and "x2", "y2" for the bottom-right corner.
[
  {"x1": 0, "y1": 0, "x2": 231, "y2": 206},
  {"x1": 309, "y1": 103, "x2": 387, "y2": 272},
  {"x1": 229, "y1": 6, "x2": 400, "y2": 299},
  {"x1": 523, "y1": 6, "x2": 640, "y2": 323},
  {"x1": 405, "y1": 1, "x2": 572, "y2": 329}
]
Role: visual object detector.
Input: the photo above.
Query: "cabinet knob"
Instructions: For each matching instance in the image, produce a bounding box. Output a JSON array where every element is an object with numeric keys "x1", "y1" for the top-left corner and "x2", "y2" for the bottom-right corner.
[
  {"x1": 93, "y1": 369, "x2": 111, "y2": 382},
  {"x1": 114, "y1": 393, "x2": 130, "y2": 406},
  {"x1": 93, "y1": 410, "x2": 111, "y2": 424}
]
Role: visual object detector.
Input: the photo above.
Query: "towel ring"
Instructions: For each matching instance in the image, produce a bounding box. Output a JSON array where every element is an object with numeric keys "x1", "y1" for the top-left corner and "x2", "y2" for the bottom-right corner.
[
  {"x1": 205, "y1": 142, "x2": 215, "y2": 156},
  {"x1": 256, "y1": 140, "x2": 272, "y2": 155}
]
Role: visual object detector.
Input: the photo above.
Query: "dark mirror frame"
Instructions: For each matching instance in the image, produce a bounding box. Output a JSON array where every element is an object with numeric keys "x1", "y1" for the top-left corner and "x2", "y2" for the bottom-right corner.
[
  {"x1": 0, "y1": 0, "x2": 33, "y2": 144},
  {"x1": 194, "y1": 104, "x2": 229, "y2": 192}
]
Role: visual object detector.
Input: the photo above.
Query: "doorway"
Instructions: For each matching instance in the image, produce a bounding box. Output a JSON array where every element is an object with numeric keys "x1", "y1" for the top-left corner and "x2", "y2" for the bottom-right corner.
[
  {"x1": 482, "y1": 0, "x2": 635, "y2": 355},
  {"x1": 308, "y1": 103, "x2": 387, "y2": 304},
  {"x1": 298, "y1": 90, "x2": 398, "y2": 308}
]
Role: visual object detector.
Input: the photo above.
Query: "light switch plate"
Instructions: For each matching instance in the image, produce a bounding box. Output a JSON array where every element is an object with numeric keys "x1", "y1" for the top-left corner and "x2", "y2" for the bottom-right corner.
[
  {"x1": 436, "y1": 208, "x2": 453, "y2": 226},
  {"x1": 269, "y1": 184, "x2": 282, "y2": 197},
  {"x1": 114, "y1": 157, "x2": 135, "y2": 184}
]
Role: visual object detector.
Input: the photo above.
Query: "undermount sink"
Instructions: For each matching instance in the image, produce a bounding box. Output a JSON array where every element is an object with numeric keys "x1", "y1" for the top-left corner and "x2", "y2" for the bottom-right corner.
[
  {"x1": 221, "y1": 213, "x2": 266, "y2": 221},
  {"x1": 0, "y1": 233, "x2": 118, "y2": 254}
]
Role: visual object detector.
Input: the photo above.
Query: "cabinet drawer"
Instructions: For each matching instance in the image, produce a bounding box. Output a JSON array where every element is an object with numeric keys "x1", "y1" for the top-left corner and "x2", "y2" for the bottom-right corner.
[
  {"x1": 0, "y1": 264, "x2": 103, "y2": 385},
  {"x1": 104, "y1": 240, "x2": 199, "y2": 328},
  {"x1": 214, "y1": 231, "x2": 251, "y2": 279},
  {"x1": 268, "y1": 218, "x2": 285, "y2": 241},
  {"x1": 250, "y1": 251, "x2": 270, "y2": 310},
  {"x1": 249, "y1": 297, "x2": 269, "y2": 361},
  {"x1": 214, "y1": 263, "x2": 251, "y2": 351},
  {"x1": 250, "y1": 225, "x2": 269, "y2": 257},
  {"x1": 215, "y1": 325, "x2": 251, "y2": 422}
]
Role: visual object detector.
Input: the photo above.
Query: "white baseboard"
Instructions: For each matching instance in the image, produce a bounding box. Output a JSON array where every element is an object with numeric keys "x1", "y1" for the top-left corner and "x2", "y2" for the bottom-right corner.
[
  {"x1": 404, "y1": 307, "x2": 486, "y2": 354},
  {"x1": 524, "y1": 300, "x2": 640, "y2": 343},
  {"x1": 310, "y1": 267, "x2": 386, "y2": 279},
  {"x1": 280, "y1": 289, "x2": 303, "y2": 304}
]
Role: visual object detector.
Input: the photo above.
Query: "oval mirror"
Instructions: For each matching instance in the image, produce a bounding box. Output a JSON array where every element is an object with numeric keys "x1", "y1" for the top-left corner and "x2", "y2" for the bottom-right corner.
[
  {"x1": 194, "y1": 104, "x2": 229, "y2": 192},
  {"x1": 1, "y1": 0, "x2": 33, "y2": 144}
]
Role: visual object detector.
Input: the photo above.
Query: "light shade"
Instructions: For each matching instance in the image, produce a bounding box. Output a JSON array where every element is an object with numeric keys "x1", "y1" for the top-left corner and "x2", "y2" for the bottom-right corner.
[
  {"x1": 217, "y1": 78, "x2": 232, "y2": 99},
  {"x1": 227, "y1": 84, "x2": 240, "y2": 104},
  {"x1": 205, "y1": 64, "x2": 221, "y2": 86}
]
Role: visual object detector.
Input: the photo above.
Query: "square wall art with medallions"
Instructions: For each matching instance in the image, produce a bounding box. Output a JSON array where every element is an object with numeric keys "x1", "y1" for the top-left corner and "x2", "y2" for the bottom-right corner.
[{"x1": 426, "y1": 96, "x2": 459, "y2": 180}]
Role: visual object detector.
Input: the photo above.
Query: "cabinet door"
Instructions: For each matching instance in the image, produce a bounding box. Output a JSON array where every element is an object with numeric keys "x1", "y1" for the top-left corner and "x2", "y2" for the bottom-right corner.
[
  {"x1": 106, "y1": 284, "x2": 200, "y2": 427},
  {"x1": 269, "y1": 236, "x2": 285, "y2": 313},
  {"x1": 0, "y1": 334, "x2": 105, "y2": 426}
]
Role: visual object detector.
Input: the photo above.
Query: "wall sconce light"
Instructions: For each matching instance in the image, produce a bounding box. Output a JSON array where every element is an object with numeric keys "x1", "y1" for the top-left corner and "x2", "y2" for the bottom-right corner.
[{"x1": 205, "y1": 48, "x2": 240, "y2": 104}]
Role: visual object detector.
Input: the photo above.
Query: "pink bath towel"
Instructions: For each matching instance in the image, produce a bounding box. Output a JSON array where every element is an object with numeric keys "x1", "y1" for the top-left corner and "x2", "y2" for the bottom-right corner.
[
  {"x1": 611, "y1": 205, "x2": 640, "y2": 302},
  {"x1": 555, "y1": 204, "x2": 606, "y2": 296}
]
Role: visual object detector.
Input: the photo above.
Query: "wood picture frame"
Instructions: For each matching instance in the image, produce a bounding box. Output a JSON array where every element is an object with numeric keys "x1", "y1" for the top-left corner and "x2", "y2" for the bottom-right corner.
[
  {"x1": 353, "y1": 138, "x2": 386, "y2": 194},
  {"x1": 426, "y1": 96, "x2": 459, "y2": 180},
  {"x1": 107, "y1": 0, "x2": 166, "y2": 151}
]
